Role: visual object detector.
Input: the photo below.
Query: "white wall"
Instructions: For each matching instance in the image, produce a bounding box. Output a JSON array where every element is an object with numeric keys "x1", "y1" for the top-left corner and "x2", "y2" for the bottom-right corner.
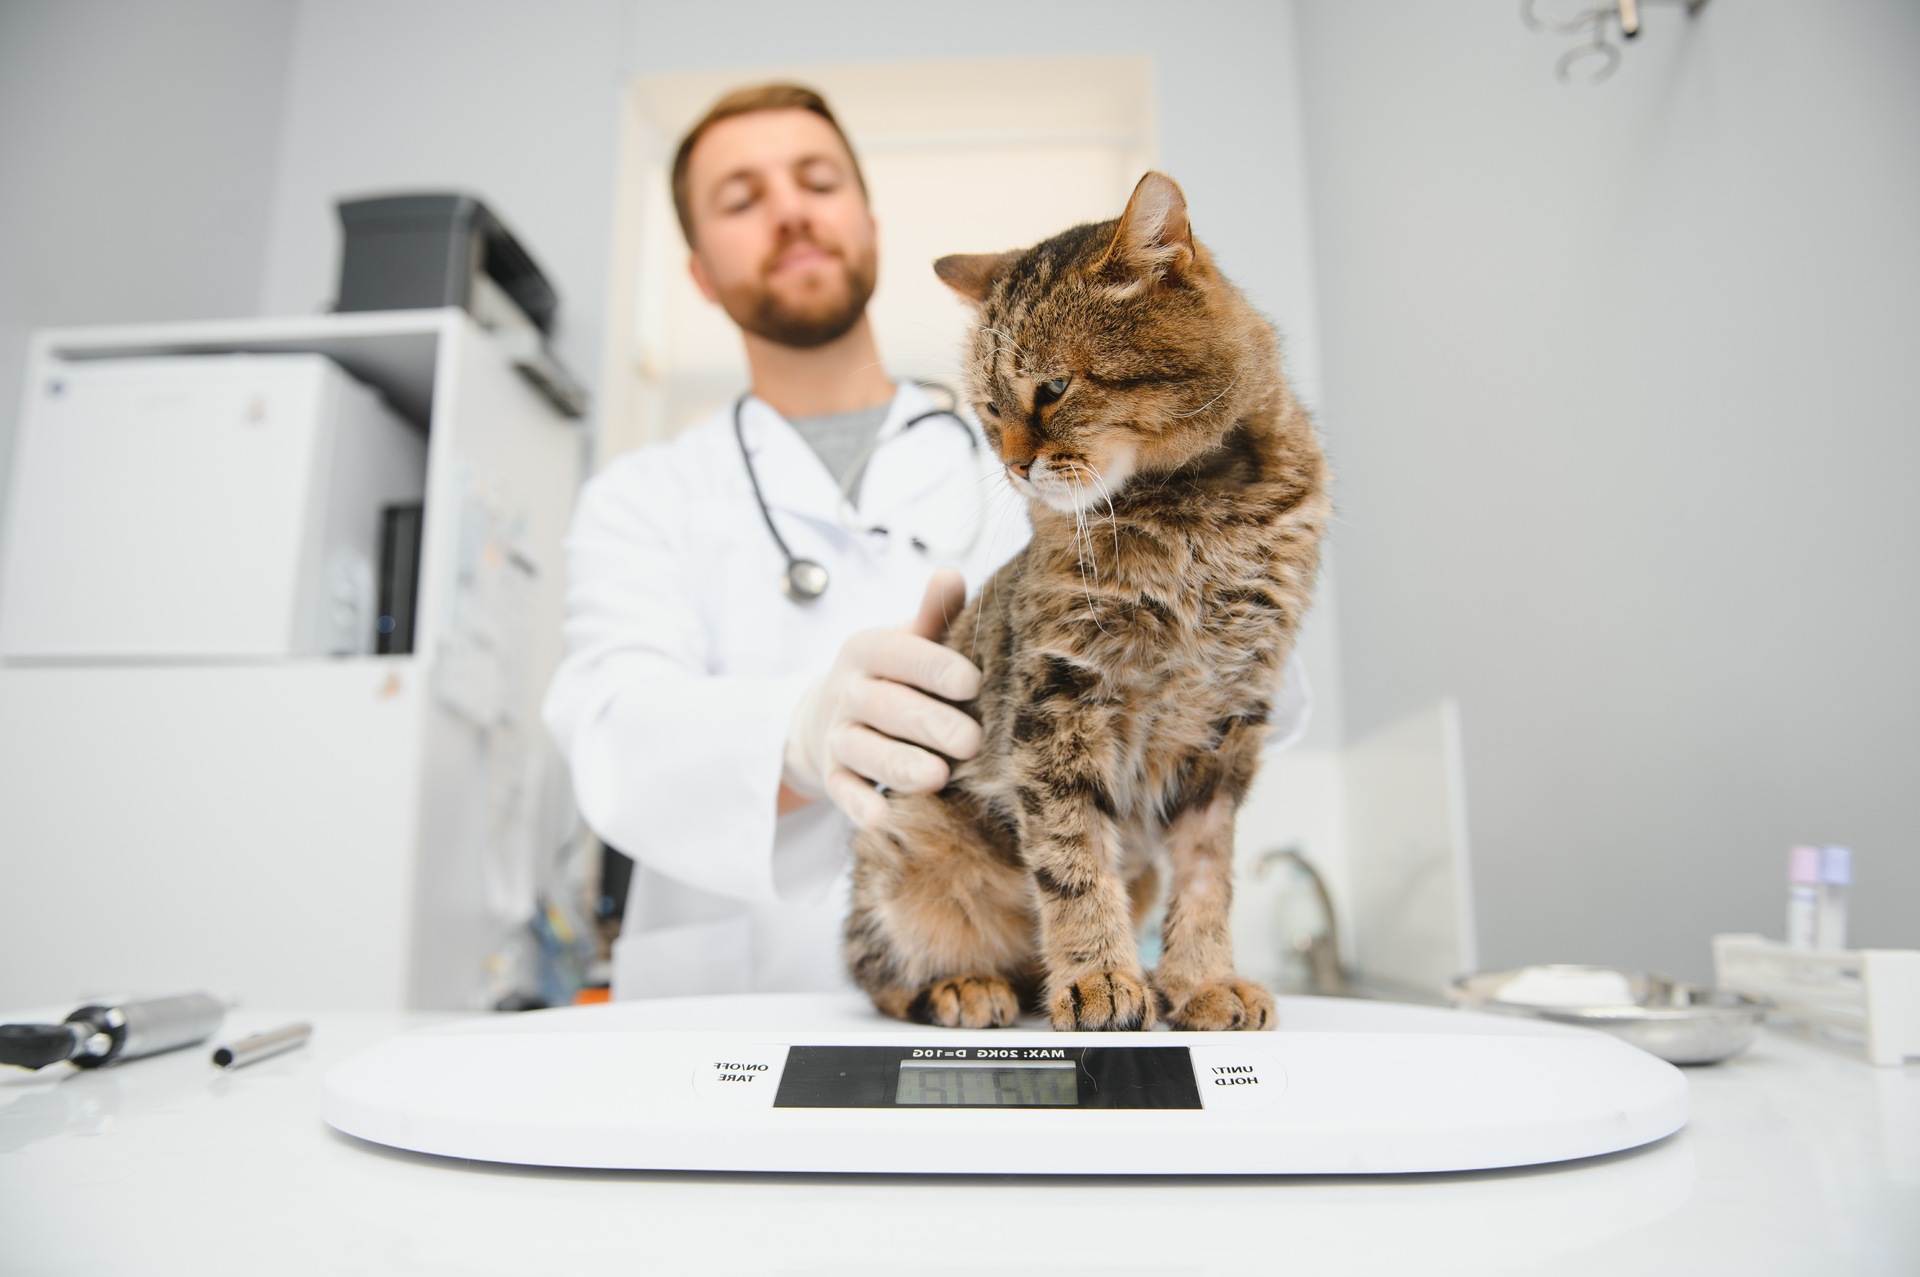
[
  {"x1": 253, "y1": 0, "x2": 629, "y2": 406},
  {"x1": 1294, "y1": 1, "x2": 1920, "y2": 980},
  {"x1": 0, "y1": 0, "x2": 298, "y2": 498}
]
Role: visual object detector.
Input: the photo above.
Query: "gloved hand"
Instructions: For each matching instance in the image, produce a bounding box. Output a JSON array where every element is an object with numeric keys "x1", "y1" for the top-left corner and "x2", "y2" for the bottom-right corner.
[{"x1": 783, "y1": 569, "x2": 984, "y2": 827}]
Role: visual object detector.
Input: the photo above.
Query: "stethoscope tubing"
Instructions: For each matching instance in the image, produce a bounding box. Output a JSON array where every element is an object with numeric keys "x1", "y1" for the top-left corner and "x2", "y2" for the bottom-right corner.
[
  {"x1": 732, "y1": 391, "x2": 982, "y2": 602},
  {"x1": 732, "y1": 394, "x2": 807, "y2": 576}
]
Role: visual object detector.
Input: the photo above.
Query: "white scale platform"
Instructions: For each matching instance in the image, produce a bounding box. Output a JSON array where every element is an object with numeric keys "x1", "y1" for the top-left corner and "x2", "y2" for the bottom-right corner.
[{"x1": 324, "y1": 993, "x2": 1688, "y2": 1176}]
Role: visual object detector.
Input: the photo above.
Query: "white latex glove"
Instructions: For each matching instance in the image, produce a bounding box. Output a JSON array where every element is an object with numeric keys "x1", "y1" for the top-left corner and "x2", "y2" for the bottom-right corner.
[{"x1": 783, "y1": 569, "x2": 984, "y2": 827}]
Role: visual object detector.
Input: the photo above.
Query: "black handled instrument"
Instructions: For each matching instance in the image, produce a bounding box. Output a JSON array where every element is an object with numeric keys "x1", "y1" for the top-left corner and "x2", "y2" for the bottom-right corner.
[{"x1": 0, "y1": 993, "x2": 225, "y2": 1070}]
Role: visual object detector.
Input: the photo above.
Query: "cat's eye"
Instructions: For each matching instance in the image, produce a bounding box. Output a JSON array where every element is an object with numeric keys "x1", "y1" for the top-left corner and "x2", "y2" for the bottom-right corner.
[
  {"x1": 1041, "y1": 376, "x2": 1071, "y2": 398},
  {"x1": 984, "y1": 402, "x2": 1001, "y2": 417}
]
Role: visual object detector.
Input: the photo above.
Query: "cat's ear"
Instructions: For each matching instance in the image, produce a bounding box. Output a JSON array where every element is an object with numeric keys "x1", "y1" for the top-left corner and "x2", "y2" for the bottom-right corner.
[
  {"x1": 934, "y1": 251, "x2": 1018, "y2": 305},
  {"x1": 1108, "y1": 171, "x2": 1193, "y2": 282}
]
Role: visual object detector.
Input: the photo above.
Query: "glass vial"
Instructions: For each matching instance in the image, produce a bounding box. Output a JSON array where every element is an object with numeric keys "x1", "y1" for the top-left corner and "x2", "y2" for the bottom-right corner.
[
  {"x1": 1786, "y1": 845, "x2": 1820, "y2": 950},
  {"x1": 1815, "y1": 845, "x2": 1851, "y2": 952}
]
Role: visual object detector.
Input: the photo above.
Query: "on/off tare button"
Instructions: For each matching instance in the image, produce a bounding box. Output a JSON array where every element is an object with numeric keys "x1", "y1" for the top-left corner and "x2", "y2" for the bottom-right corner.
[
  {"x1": 691, "y1": 1044, "x2": 790, "y2": 1109},
  {"x1": 1189, "y1": 1044, "x2": 1286, "y2": 1112}
]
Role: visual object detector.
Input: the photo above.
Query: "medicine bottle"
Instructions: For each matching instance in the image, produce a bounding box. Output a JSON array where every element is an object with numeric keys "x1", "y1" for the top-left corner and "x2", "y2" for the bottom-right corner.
[
  {"x1": 1815, "y1": 845, "x2": 1851, "y2": 952},
  {"x1": 1785, "y1": 846, "x2": 1820, "y2": 950}
]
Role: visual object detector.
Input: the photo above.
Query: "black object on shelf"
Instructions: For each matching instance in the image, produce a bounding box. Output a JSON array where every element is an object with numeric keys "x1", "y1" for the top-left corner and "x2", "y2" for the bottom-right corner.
[
  {"x1": 335, "y1": 193, "x2": 586, "y2": 418},
  {"x1": 376, "y1": 502, "x2": 424, "y2": 655},
  {"x1": 337, "y1": 194, "x2": 556, "y2": 331}
]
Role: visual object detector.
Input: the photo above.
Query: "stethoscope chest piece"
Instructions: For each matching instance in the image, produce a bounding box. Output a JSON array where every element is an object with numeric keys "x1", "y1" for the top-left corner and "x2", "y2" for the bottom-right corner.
[{"x1": 781, "y1": 558, "x2": 830, "y2": 603}]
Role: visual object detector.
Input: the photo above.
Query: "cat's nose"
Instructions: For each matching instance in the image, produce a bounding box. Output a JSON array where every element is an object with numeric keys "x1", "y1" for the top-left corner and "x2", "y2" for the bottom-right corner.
[{"x1": 1006, "y1": 456, "x2": 1035, "y2": 480}]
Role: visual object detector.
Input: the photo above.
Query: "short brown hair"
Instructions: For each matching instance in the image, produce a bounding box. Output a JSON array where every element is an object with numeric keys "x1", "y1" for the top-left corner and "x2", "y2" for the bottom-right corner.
[{"x1": 671, "y1": 83, "x2": 868, "y2": 247}]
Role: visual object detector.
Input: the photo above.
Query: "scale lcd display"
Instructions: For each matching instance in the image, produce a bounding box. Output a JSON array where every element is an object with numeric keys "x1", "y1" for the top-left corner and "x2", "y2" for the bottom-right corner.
[
  {"x1": 894, "y1": 1061, "x2": 1078, "y2": 1107},
  {"x1": 772, "y1": 1046, "x2": 1203, "y2": 1110}
]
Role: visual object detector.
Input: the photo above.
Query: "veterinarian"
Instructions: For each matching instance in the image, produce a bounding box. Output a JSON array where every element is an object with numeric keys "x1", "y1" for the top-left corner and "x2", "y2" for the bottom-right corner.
[{"x1": 542, "y1": 83, "x2": 1309, "y2": 999}]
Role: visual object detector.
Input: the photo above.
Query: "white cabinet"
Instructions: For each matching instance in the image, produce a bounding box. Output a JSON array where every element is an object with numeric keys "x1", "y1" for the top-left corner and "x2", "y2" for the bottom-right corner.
[
  {"x1": 1, "y1": 353, "x2": 426, "y2": 659},
  {"x1": 0, "y1": 310, "x2": 583, "y2": 1011}
]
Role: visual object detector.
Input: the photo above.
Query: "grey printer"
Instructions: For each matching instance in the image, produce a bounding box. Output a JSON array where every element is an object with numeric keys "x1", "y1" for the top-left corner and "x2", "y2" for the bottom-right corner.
[{"x1": 336, "y1": 193, "x2": 586, "y2": 418}]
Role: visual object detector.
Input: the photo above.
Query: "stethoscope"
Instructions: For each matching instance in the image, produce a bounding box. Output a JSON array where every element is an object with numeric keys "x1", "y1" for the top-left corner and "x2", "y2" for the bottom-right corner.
[{"x1": 733, "y1": 386, "x2": 985, "y2": 603}]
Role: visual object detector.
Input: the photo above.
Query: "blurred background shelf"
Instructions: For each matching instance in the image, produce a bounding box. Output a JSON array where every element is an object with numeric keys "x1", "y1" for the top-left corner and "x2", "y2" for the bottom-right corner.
[{"x1": 0, "y1": 311, "x2": 583, "y2": 1012}]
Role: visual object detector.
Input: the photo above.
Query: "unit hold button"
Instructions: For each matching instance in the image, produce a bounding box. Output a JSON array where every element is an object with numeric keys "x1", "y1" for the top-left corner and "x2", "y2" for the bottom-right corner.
[
  {"x1": 691, "y1": 1044, "x2": 791, "y2": 1109},
  {"x1": 1188, "y1": 1044, "x2": 1287, "y2": 1112}
]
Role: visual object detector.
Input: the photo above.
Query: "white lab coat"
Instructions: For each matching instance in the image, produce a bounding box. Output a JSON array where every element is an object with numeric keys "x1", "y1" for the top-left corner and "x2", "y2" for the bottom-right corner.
[
  {"x1": 544, "y1": 384, "x2": 1025, "y2": 998},
  {"x1": 542, "y1": 382, "x2": 1310, "y2": 1000}
]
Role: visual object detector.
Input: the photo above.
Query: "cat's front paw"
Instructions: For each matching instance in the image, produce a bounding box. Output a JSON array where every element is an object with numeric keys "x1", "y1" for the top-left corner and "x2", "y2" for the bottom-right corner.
[
  {"x1": 1159, "y1": 977, "x2": 1276, "y2": 1031},
  {"x1": 908, "y1": 975, "x2": 1020, "y2": 1028},
  {"x1": 1049, "y1": 969, "x2": 1157, "y2": 1031}
]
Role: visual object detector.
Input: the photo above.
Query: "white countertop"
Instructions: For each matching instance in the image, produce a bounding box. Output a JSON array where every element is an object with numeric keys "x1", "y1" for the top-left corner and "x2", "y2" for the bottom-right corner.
[{"x1": 2, "y1": 1004, "x2": 1916, "y2": 1276}]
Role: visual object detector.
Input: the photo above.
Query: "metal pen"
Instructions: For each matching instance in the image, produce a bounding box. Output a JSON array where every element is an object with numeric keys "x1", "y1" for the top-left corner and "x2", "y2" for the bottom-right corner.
[{"x1": 211, "y1": 1022, "x2": 312, "y2": 1069}]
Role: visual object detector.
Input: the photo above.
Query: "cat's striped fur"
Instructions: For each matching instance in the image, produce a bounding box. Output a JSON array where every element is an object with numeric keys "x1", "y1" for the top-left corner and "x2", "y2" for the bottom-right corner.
[{"x1": 844, "y1": 173, "x2": 1328, "y2": 1031}]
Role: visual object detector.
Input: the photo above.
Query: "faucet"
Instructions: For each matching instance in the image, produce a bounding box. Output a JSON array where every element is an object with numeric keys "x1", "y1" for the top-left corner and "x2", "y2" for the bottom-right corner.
[{"x1": 1254, "y1": 846, "x2": 1346, "y2": 996}]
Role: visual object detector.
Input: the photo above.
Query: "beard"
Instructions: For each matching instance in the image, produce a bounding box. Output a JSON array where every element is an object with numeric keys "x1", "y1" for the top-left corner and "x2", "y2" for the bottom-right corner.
[{"x1": 719, "y1": 230, "x2": 878, "y2": 349}]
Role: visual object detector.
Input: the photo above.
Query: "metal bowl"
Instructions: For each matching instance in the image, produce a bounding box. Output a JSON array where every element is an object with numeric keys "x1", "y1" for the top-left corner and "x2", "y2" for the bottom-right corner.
[{"x1": 1447, "y1": 965, "x2": 1769, "y2": 1065}]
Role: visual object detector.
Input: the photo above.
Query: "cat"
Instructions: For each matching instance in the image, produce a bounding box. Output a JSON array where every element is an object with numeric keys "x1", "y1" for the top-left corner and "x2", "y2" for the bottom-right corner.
[{"x1": 843, "y1": 171, "x2": 1328, "y2": 1032}]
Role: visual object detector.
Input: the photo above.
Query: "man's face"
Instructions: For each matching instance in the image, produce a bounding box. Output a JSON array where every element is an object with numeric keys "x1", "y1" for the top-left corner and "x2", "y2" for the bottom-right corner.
[{"x1": 684, "y1": 108, "x2": 878, "y2": 349}]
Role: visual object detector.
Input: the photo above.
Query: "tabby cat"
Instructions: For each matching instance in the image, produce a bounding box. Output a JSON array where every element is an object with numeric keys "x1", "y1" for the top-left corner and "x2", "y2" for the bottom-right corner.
[{"x1": 843, "y1": 172, "x2": 1328, "y2": 1031}]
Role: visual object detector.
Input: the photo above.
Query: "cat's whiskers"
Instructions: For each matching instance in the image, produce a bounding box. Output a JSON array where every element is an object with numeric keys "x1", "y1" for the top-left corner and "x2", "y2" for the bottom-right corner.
[
  {"x1": 1067, "y1": 472, "x2": 1098, "y2": 576},
  {"x1": 1066, "y1": 490, "x2": 1088, "y2": 578},
  {"x1": 954, "y1": 465, "x2": 1011, "y2": 503},
  {"x1": 1072, "y1": 510, "x2": 1098, "y2": 623},
  {"x1": 978, "y1": 325, "x2": 1027, "y2": 356},
  {"x1": 1078, "y1": 496, "x2": 1099, "y2": 588},
  {"x1": 1064, "y1": 471, "x2": 1113, "y2": 637},
  {"x1": 1172, "y1": 373, "x2": 1240, "y2": 419},
  {"x1": 969, "y1": 480, "x2": 1025, "y2": 667},
  {"x1": 1086, "y1": 461, "x2": 1123, "y2": 566}
]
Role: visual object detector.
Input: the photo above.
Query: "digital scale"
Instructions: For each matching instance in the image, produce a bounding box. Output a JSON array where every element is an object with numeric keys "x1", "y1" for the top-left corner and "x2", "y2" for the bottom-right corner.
[{"x1": 323, "y1": 993, "x2": 1688, "y2": 1175}]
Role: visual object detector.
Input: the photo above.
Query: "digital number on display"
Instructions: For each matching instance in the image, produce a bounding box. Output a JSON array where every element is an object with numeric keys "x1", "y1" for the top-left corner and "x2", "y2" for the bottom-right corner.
[{"x1": 893, "y1": 1061, "x2": 1079, "y2": 1107}]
